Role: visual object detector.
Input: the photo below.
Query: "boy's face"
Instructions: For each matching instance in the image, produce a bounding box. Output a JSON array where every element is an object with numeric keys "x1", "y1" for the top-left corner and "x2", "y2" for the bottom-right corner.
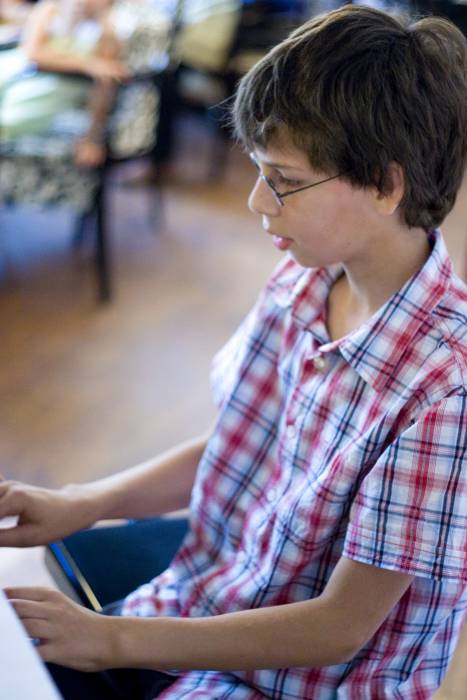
[{"x1": 248, "y1": 136, "x2": 379, "y2": 270}]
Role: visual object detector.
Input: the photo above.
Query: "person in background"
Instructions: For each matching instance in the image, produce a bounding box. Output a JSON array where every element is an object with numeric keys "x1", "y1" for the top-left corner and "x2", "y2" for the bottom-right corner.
[
  {"x1": 0, "y1": 0, "x2": 32, "y2": 25},
  {"x1": 0, "y1": 5, "x2": 466, "y2": 699},
  {"x1": 0, "y1": 0, "x2": 32, "y2": 50},
  {"x1": 0, "y1": 0, "x2": 129, "y2": 166}
]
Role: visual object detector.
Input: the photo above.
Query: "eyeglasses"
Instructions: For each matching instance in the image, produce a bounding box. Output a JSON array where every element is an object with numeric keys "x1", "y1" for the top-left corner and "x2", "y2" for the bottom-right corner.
[{"x1": 249, "y1": 152, "x2": 344, "y2": 207}]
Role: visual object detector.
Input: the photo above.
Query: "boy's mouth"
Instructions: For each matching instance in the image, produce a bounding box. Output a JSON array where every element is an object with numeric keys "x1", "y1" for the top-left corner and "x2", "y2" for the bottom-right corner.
[{"x1": 272, "y1": 235, "x2": 293, "y2": 251}]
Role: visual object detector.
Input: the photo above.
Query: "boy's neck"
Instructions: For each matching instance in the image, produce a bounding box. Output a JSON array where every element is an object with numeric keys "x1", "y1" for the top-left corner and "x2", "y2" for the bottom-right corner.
[{"x1": 327, "y1": 225, "x2": 431, "y2": 342}]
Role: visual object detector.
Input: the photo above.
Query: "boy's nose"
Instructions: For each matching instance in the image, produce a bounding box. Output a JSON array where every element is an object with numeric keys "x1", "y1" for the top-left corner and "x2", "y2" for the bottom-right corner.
[{"x1": 248, "y1": 178, "x2": 280, "y2": 217}]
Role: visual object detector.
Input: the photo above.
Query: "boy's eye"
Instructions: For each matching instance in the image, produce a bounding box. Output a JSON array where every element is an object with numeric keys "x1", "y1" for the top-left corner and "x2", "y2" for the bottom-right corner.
[
  {"x1": 275, "y1": 173, "x2": 303, "y2": 189},
  {"x1": 248, "y1": 154, "x2": 303, "y2": 190}
]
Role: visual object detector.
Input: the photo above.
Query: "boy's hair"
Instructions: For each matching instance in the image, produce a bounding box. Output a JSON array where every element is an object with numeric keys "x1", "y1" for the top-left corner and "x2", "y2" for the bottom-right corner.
[{"x1": 233, "y1": 5, "x2": 467, "y2": 229}]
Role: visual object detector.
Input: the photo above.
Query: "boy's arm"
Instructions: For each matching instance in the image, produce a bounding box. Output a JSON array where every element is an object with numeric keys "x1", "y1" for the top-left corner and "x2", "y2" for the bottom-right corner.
[
  {"x1": 6, "y1": 557, "x2": 414, "y2": 672},
  {"x1": 433, "y1": 619, "x2": 467, "y2": 700},
  {"x1": 117, "y1": 556, "x2": 414, "y2": 670},
  {"x1": 83, "y1": 431, "x2": 209, "y2": 521},
  {"x1": 0, "y1": 431, "x2": 209, "y2": 547}
]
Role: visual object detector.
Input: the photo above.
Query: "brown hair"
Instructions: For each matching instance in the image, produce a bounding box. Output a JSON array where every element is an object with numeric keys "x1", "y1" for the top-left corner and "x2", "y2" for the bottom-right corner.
[{"x1": 232, "y1": 5, "x2": 467, "y2": 229}]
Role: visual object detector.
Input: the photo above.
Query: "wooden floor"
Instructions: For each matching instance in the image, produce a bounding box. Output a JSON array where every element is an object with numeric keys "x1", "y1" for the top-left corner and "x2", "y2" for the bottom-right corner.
[{"x1": 0, "y1": 117, "x2": 466, "y2": 697}]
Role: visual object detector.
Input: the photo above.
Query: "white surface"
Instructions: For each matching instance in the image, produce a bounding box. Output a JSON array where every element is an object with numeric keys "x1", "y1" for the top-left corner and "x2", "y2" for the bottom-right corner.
[
  {"x1": 0, "y1": 547, "x2": 57, "y2": 590},
  {"x1": 0, "y1": 518, "x2": 58, "y2": 590},
  {"x1": 0, "y1": 589, "x2": 62, "y2": 699}
]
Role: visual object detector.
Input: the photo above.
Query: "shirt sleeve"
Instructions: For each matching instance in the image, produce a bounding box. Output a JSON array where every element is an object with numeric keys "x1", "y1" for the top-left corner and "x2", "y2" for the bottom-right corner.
[{"x1": 343, "y1": 393, "x2": 467, "y2": 582}]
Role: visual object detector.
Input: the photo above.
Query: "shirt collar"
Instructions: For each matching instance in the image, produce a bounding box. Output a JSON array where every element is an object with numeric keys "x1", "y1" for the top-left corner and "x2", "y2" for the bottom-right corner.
[
  {"x1": 270, "y1": 261, "x2": 342, "y2": 345},
  {"x1": 271, "y1": 230, "x2": 453, "y2": 392},
  {"x1": 338, "y1": 229, "x2": 452, "y2": 391}
]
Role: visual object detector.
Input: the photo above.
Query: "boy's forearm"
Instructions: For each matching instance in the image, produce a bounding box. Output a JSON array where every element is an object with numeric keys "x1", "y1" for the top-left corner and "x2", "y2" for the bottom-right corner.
[
  {"x1": 109, "y1": 598, "x2": 357, "y2": 672},
  {"x1": 67, "y1": 432, "x2": 209, "y2": 523}
]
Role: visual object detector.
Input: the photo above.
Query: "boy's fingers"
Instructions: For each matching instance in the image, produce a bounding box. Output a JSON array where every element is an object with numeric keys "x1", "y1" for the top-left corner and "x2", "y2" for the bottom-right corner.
[
  {"x1": 0, "y1": 490, "x2": 22, "y2": 518},
  {"x1": 0, "y1": 528, "x2": 21, "y2": 548},
  {"x1": 0, "y1": 480, "x2": 12, "y2": 496},
  {"x1": 0, "y1": 521, "x2": 37, "y2": 548},
  {"x1": 9, "y1": 599, "x2": 49, "y2": 620},
  {"x1": 37, "y1": 642, "x2": 54, "y2": 664},
  {"x1": 4, "y1": 586, "x2": 52, "y2": 602},
  {"x1": 0, "y1": 490, "x2": 27, "y2": 546},
  {"x1": 17, "y1": 617, "x2": 51, "y2": 643}
]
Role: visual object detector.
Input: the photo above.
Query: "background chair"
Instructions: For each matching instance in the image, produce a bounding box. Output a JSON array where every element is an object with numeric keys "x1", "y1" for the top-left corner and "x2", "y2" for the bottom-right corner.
[
  {"x1": 0, "y1": 3, "x2": 182, "y2": 302},
  {"x1": 173, "y1": 0, "x2": 308, "y2": 179}
]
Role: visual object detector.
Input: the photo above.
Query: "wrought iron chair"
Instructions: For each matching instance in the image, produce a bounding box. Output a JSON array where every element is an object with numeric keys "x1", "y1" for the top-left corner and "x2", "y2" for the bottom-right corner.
[{"x1": 0, "y1": 3, "x2": 181, "y2": 302}]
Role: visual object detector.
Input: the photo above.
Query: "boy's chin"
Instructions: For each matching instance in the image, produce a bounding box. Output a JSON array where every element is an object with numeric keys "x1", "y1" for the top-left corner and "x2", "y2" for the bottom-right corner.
[{"x1": 288, "y1": 249, "x2": 320, "y2": 269}]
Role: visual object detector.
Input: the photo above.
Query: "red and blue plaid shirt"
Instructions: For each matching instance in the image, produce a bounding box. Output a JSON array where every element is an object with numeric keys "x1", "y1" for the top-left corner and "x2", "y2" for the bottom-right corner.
[{"x1": 123, "y1": 229, "x2": 467, "y2": 699}]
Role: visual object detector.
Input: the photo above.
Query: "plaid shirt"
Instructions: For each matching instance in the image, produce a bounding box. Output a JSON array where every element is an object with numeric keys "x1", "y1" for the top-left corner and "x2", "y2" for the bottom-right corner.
[{"x1": 123, "y1": 229, "x2": 467, "y2": 699}]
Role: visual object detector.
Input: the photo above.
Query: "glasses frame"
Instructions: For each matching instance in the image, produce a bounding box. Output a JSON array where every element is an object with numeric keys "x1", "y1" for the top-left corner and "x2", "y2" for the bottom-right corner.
[{"x1": 249, "y1": 152, "x2": 344, "y2": 207}]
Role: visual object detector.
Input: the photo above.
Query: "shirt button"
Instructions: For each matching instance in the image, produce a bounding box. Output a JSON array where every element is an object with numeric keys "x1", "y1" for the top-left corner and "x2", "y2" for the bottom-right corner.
[
  {"x1": 286, "y1": 424, "x2": 297, "y2": 439},
  {"x1": 313, "y1": 354, "x2": 327, "y2": 371},
  {"x1": 237, "y1": 551, "x2": 247, "y2": 563},
  {"x1": 266, "y1": 487, "x2": 278, "y2": 503}
]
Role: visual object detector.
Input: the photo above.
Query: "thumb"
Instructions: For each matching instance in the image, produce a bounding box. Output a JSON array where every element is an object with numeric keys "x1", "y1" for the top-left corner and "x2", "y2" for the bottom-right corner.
[
  {"x1": 0, "y1": 488, "x2": 24, "y2": 518},
  {"x1": 0, "y1": 522, "x2": 38, "y2": 548}
]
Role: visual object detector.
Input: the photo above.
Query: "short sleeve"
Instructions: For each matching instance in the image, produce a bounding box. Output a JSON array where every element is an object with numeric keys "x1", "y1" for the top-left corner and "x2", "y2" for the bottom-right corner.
[{"x1": 344, "y1": 394, "x2": 467, "y2": 581}]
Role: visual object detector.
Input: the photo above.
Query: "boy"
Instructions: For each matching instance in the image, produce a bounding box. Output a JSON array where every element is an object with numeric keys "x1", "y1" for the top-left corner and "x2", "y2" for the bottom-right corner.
[{"x1": 1, "y1": 5, "x2": 466, "y2": 699}]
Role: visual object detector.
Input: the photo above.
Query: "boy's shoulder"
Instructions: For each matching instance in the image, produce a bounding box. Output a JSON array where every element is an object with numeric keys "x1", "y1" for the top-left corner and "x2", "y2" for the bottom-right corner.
[{"x1": 375, "y1": 261, "x2": 466, "y2": 402}]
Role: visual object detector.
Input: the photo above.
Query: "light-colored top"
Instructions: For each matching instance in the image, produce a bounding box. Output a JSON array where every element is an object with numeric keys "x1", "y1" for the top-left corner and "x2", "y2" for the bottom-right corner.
[
  {"x1": 123, "y1": 229, "x2": 467, "y2": 699},
  {"x1": 0, "y1": 3, "x2": 101, "y2": 137}
]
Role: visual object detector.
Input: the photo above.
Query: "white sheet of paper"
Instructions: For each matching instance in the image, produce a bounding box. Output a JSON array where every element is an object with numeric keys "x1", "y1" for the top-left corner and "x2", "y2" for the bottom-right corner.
[{"x1": 0, "y1": 589, "x2": 62, "y2": 700}]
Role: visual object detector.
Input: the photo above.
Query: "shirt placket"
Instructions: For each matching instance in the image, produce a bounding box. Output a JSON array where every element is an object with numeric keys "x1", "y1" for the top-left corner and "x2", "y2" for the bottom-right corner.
[{"x1": 276, "y1": 343, "x2": 333, "y2": 495}]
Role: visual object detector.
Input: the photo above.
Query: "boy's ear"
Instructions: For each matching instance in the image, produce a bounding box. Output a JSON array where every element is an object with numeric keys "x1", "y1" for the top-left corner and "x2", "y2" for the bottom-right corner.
[{"x1": 372, "y1": 162, "x2": 405, "y2": 216}]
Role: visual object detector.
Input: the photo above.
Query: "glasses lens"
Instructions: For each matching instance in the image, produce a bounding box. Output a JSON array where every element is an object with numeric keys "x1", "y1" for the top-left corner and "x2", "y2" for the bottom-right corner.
[
  {"x1": 265, "y1": 176, "x2": 283, "y2": 206},
  {"x1": 249, "y1": 153, "x2": 283, "y2": 206}
]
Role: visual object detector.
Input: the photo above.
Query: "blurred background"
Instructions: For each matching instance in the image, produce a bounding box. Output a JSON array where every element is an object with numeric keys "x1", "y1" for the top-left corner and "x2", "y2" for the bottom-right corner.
[{"x1": 0, "y1": 3, "x2": 466, "y2": 674}]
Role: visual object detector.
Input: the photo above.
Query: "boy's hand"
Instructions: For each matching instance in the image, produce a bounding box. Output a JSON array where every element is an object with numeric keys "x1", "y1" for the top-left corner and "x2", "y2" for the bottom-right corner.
[
  {"x1": 0, "y1": 479, "x2": 98, "y2": 547},
  {"x1": 5, "y1": 587, "x2": 115, "y2": 672}
]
